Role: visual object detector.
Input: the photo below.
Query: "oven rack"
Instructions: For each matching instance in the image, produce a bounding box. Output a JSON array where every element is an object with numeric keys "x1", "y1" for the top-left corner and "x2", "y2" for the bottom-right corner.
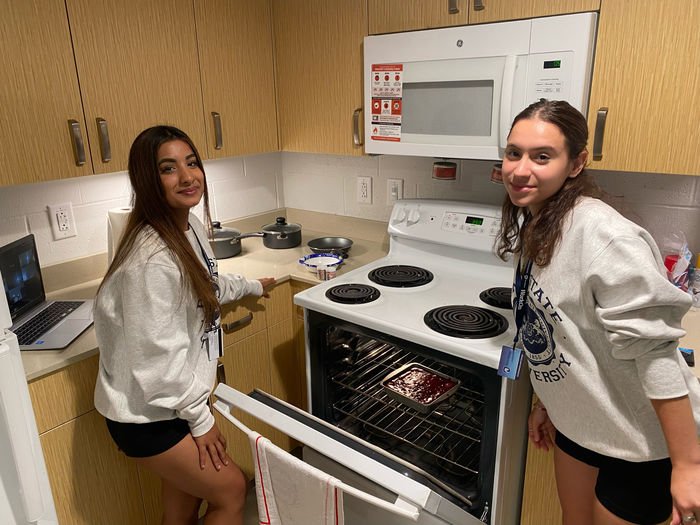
[{"x1": 329, "y1": 340, "x2": 485, "y2": 477}]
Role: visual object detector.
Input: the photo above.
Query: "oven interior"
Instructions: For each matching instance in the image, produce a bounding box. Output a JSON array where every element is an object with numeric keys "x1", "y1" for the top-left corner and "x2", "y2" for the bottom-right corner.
[{"x1": 307, "y1": 310, "x2": 502, "y2": 521}]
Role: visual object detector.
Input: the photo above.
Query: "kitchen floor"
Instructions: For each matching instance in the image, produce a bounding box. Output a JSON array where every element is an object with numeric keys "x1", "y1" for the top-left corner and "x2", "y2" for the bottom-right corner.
[{"x1": 242, "y1": 486, "x2": 259, "y2": 525}]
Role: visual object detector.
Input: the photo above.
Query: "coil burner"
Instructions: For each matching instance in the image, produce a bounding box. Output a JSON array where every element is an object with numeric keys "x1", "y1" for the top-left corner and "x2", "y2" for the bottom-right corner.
[
  {"x1": 479, "y1": 287, "x2": 512, "y2": 310},
  {"x1": 424, "y1": 305, "x2": 508, "y2": 339},
  {"x1": 368, "y1": 265, "x2": 434, "y2": 288},
  {"x1": 325, "y1": 284, "x2": 381, "y2": 304}
]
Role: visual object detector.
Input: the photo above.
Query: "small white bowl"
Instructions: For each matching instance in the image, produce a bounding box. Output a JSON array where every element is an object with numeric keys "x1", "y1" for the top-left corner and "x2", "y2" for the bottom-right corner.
[{"x1": 299, "y1": 253, "x2": 343, "y2": 272}]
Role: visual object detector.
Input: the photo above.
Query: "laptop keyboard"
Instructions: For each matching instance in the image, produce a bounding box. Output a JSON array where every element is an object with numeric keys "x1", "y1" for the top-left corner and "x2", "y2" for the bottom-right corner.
[{"x1": 15, "y1": 301, "x2": 84, "y2": 345}]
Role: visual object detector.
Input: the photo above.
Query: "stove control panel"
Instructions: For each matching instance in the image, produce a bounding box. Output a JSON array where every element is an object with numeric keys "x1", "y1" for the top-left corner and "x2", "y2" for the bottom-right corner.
[
  {"x1": 388, "y1": 199, "x2": 503, "y2": 251},
  {"x1": 442, "y1": 211, "x2": 501, "y2": 236}
]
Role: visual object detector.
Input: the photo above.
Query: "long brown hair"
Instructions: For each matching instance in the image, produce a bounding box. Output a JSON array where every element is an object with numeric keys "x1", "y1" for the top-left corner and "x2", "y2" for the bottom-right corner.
[
  {"x1": 99, "y1": 126, "x2": 219, "y2": 324},
  {"x1": 496, "y1": 99, "x2": 603, "y2": 266}
]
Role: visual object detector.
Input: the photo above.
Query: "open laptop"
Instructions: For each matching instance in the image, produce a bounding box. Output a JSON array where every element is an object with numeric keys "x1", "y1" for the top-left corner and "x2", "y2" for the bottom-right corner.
[{"x1": 0, "y1": 234, "x2": 93, "y2": 350}]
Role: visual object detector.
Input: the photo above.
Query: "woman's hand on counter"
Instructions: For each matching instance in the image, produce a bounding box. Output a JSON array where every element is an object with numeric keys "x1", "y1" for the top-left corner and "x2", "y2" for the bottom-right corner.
[{"x1": 258, "y1": 277, "x2": 276, "y2": 298}]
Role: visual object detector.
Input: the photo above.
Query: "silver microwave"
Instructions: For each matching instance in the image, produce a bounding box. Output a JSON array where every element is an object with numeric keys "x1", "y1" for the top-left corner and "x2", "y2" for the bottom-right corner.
[{"x1": 363, "y1": 12, "x2": 598, "y2": 160}]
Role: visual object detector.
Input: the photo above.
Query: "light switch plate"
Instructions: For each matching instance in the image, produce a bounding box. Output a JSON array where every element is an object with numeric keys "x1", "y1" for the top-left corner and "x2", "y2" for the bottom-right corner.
[{"x1": 387, "y1": 178, "x2": 404, "y2": 204}]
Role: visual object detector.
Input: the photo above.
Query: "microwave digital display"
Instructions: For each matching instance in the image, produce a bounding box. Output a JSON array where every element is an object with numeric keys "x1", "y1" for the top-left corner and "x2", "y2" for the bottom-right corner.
[
  {"x1": 543, "y1": 60, "x2": 561, "y2": 69},
  {"x1": 465, "y1": 216, "x2": 484, "y2": 226}
]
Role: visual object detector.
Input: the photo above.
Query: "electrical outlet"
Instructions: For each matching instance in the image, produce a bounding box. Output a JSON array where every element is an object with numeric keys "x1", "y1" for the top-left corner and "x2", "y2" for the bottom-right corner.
[
  {"x1": 357, "y1": 176, "x2": 372, "y2": 204},
  {"x1": 387, "y1": 178, "x2": 404, "y2": 205},
  {"x1": 48, "y1": 202, "x2": 77, "y2": 240}
]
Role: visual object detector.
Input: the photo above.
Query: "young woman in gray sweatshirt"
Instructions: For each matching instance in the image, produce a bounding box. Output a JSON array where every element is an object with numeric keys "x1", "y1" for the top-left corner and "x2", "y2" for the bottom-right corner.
[
  {"x1": 498, "y1": 99, "x2": 700, "y2": 525},
  {"x1": 94, "y1": 126, "x2": 274, "y2": 525}
]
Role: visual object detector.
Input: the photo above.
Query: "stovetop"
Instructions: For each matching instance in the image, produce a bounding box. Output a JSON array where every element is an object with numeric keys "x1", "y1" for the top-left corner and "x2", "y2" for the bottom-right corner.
[{"x1": 294, "y1": 199, "x2": 516, "y2": 370}]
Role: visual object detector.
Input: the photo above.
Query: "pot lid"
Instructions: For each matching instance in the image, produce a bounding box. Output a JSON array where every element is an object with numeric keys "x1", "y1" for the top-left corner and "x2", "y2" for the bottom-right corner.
[
  {"x1": 262, "y1": 217, "x2": 301, "y2": 234},
  {"x1": 211, "y1": 221, "x2": 240, "y2": 240}
]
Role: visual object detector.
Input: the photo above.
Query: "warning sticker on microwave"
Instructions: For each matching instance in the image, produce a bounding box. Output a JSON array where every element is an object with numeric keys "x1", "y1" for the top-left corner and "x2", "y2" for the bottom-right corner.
[
  {"x1": 370, "y1": 98, "x2": 402, "y2": 141},
  {"x1": 371, "y1": 64, "x2": 403, "y2": 98},
  {"x1": 370, "y1": 65, "x2": 403, "y2": 142}
]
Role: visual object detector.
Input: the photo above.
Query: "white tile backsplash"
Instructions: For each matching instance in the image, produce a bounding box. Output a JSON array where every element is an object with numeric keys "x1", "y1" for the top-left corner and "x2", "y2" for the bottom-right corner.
[{"x1": 0, "y1": 151, "x2": 699, "y2": 267}]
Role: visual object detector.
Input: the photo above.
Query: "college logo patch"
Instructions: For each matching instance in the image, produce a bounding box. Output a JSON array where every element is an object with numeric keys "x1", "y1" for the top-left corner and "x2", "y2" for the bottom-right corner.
[{"x1": 522, "y1": 299, "x2": 556, "y2": 366}]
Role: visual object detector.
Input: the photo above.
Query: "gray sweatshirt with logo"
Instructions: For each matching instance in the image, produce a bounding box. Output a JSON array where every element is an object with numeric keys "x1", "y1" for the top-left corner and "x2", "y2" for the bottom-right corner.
[
  {"x1": 94, "y1": 215, "x2": 262, "y2": 437},
  {"x1": 519, "y1": 197, "x2": 700, "y2": 461}
]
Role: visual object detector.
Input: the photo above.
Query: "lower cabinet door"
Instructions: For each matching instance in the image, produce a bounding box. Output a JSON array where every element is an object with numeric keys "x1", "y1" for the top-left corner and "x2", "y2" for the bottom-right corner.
[{"x1": 40, "y1": 409, "x2": 146, "y2": 525}]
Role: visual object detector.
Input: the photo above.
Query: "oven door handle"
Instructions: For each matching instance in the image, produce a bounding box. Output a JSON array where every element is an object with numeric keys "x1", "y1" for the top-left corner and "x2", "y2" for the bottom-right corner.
[{"x1": 213, "y1": 383, "x2": 423, "y2": 519}]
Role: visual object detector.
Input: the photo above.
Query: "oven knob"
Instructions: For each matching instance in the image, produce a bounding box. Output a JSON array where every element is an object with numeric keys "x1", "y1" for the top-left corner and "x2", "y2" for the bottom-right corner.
[
  {"x1": 391, "y1": 208, "x2": 407, "y2": 224},
  {"x1": 406, "y1": 208, "x2": 421, "y2": 225}
]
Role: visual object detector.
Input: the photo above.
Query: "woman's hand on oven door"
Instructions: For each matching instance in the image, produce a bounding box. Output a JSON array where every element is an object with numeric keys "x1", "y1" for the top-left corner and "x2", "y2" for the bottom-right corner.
[
  {"x1": 258, "y1": 277, "x2": 276, "y2": 298},
  {"x1": 194, "y1": 422, "x2": 231, "y2": 471},
  {"x1": 528, "y1": 401, "x2": 555, "y2": 451}
]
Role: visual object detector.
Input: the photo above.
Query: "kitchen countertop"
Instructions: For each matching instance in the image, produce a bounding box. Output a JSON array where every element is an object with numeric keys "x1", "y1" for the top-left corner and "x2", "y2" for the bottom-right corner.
[{"x1": 22, "y1": 229, "x2": 388, "y2": 381}]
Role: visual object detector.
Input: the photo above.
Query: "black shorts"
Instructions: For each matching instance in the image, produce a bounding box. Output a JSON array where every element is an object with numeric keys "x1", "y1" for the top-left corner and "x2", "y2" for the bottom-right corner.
[
  {"x1": 555, "y1": 432, "x2": 672, "y2": 525},
  {"x1": 105, "y1": 417, "x2": 190, "y2": 458}
]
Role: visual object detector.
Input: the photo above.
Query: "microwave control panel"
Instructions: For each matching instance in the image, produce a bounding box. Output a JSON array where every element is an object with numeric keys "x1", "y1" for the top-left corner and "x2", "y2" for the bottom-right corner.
[{"x1": 526, "y1": 51, "x2": 574, "y2": 101}]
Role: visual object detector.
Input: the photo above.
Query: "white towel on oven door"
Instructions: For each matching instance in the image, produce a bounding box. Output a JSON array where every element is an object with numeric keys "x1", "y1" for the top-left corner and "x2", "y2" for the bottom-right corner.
[{"x1": 250, "y1": 432, "x2": 344, "y2": 525}]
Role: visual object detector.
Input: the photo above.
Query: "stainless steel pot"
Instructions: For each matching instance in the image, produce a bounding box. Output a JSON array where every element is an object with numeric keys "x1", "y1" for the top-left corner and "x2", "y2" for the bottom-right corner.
[
  {"x1": 210, "y1": 221, "x2": 244, "y2": 259},
  {"x1": 243, "y1": 217, "x2": 302, "y2": 249}
]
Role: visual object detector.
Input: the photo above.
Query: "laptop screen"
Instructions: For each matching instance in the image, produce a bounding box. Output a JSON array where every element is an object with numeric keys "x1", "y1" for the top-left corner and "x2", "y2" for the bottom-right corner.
[{"x1": 0, "y1": 235, "x2": 45, "y2": 321}]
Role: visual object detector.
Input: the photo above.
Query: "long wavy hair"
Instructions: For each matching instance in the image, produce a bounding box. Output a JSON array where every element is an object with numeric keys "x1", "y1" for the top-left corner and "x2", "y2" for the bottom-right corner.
[
  {"x1": 496, "y1": 99, "x2": 603, "y2": 267},
  {"x1": 98, "y1": 126, "x2": 218, "y2": 325}
]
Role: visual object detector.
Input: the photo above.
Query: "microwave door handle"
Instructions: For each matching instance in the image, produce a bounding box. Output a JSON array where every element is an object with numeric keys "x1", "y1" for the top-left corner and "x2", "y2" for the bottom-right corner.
[{"x1": 499, "y1": 55, "x2": 517, "y2": 151}]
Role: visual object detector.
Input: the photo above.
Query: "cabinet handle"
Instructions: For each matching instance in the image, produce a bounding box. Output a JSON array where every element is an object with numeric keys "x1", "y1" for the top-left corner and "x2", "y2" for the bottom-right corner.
[
  {"x1": 68, "y1": 120, "x2": 86, "y2": 166},
  {"x1": 96, "y1": 118, "x2": 111, "y2": 163},
  {"x1": 448, "y1": 0, "x2": 459, "y2": 14},
  {"x1": 216, "y1": 362, "x2": 226, "y2": 385},
  {"x1": 353, "y1": 107, "x2": 363, "y2": 147},
  {"x1": 474, "y1": 0, "x2": 484, "y2": 10},
  {"x1": 592, "y1": 107, "x2": 608, "y2": 161},
  {"x1": 212, "y1": 111, "x2": 223, "y2": 150},
  {"x1": 222, "y1": 312, "x2": 253, "y2": 332}
]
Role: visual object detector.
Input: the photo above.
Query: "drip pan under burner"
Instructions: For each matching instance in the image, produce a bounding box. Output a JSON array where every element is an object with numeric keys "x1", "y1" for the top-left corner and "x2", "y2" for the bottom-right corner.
[
  {"x1": 424, "y1": 305, "x2": 508, "y2": 339},
  {"x1": 479, "y1": 287, "x2": 512, "y2": 310},
  {"x1": 368, "y1": 265, "x2": 434, "y2": 288},
  {"x1": 325, "y1": 284, "x2": 381, "y2": 304}
]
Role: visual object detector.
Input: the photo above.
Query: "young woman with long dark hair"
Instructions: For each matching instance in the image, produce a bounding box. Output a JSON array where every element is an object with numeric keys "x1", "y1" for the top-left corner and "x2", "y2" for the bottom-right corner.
[
  {"x1": 94, "y1": 125, "x2": 275, "y2": 525},
  {"x1": 498, "y1": 99, "x2": 700, "y2": 525}
]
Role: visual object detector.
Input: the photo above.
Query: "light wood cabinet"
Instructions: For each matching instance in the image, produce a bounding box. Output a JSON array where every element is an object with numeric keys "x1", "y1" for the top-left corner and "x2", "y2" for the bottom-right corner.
[
  {"x1": 368, "y1": 0, "x2": 467, "y2": 34},
  {"x1": 469, "y1": 0, "x2": 600, "y2": 24},
  {"x1": 272, "y1": 0, "x2": 367, "y2": 156},
  {"x1": 0, "y1": 0, "x2": 93, "y2": 186},
  {"x1": 65, "y1": 0, "x2": 207, "y2": 174},
  {"x1": 520, "y1": 437, "x2": 561, "y2": 525},
  {"x1": 586, "y1": 0, "x2": 700, "y2": 176},
  {"x1": 195, "y1": 0, "x2": 278, "y2": 159},
  {"x1": 27, "y1": 355, "x2": 146, "y2": 525}
]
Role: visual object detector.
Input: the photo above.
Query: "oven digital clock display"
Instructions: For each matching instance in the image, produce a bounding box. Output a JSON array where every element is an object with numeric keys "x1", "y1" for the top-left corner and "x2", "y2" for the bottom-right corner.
[{"x1": 465, "y1": 216, "x2": 484, "y2": 225}]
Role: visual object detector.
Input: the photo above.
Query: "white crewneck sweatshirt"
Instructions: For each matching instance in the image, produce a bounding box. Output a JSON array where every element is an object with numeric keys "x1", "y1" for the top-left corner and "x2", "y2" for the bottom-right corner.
[
  {"x1": 94, "y1": 214, "x2": 262, "y2": 437},
  {"x1": 518, "y1": 197, "x2": 700, "y2": 461}
]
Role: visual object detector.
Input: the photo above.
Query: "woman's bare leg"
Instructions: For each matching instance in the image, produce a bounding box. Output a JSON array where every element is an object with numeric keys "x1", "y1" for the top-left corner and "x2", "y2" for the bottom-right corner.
[
  {"x1": 160, "y1": 477, "x2": 201, "y2": 525},
  {"x1": 554, "y1": 444, "x2": 598, "y2": 525},
  {"x1": 136, "y1": 434, "x2": 247, "y2": 525}
]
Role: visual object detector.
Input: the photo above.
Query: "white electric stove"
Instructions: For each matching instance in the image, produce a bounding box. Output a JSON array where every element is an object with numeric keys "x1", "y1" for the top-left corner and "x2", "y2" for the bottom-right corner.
[{"x1": 295, "y1": 199, "x2": 517, "y2": 370}]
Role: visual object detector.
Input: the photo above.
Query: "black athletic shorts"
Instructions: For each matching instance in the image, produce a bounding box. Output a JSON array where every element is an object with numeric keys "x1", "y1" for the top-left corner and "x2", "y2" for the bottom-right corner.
[
  {"x1": 105, "y1": 417, "x2": 190, "y2": 458},
  {"x1": 555, "y1": 431, "x2": 672, "y2": 525}
]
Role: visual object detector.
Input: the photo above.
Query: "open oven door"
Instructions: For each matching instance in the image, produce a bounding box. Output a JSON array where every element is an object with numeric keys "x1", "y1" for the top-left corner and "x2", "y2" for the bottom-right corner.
[{"x1": 213, "y1": 383, "x2": 487, "y2": 525}]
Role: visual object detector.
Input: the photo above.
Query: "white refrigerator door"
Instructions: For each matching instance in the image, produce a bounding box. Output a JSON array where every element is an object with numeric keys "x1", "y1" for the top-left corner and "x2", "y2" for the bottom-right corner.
[{"x1": 0, "y1": 333, "x2": 58, "y2": 525}]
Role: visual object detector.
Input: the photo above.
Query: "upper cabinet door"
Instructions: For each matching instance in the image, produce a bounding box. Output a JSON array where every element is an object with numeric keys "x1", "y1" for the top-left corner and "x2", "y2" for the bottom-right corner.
[
  {"x1": 587, "y1": 0, "x2": 700, "y2": 175},
  {"x1": 195, "y1": 0, "x2": 278, "y2": 159},
  {"x1": 469, "y1": 0, "x2": 600, "y2": 24},
  {"x1": 272, "y1": 0, "x2": 367, "y2": 156},
  {"x1": 65, "y1": 0, "x2": 207, "y2": 173},
  {"x1": 0, "y1": 0, "x2": 92, "y2": 186},
  {"x1": 368, "y1": 0, "x2": 468, "y2": 34}
]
